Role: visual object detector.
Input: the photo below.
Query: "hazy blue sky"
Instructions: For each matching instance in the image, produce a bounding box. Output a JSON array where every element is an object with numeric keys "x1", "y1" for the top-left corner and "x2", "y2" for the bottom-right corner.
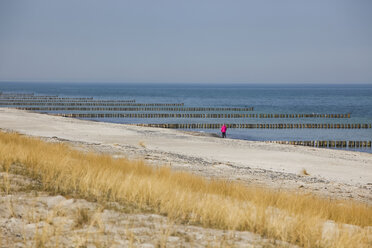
[{"x1": 0, "y1": 0, "x2": 371, "y2": 83}]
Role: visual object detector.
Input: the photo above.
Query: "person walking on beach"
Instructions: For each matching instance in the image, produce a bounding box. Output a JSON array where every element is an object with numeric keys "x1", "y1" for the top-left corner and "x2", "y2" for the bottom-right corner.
[{"x1": 221, "y1": 124, "x2": 227, "y2": 138}]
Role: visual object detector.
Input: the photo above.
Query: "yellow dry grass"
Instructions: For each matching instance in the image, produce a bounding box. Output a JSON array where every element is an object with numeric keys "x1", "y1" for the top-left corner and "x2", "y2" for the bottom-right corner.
[
  {"x1": 0, "y1": 131, "x2": 371, "y2": 248},
  {"x1": 138, "y1": 140, "x2": 146, "y2": 148},
  {"x1": 301, "y1": 168, "x2": 310, "y2": 176}
]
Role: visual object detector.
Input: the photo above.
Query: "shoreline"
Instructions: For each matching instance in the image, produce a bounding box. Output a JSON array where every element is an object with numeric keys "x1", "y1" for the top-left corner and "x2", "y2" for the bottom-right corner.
[
  {"x1": 57, "y1": 116, "x2": 372, "y2": 154},
  {"x1": 1, "y1": 107, "x2": 371, "y2": 204},
  {"x1": 147, "y1": 127, "x2": 372, "y2": 154}
]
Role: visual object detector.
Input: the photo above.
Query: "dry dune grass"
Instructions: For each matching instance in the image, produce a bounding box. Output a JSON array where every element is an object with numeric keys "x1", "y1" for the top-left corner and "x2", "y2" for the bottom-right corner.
[{"x1": 0, "y1": 131, "x2": 371, "y2": 247}]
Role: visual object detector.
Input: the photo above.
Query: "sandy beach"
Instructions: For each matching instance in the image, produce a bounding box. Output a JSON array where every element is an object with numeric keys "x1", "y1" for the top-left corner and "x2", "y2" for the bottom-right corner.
[
  {"x1": 1, "y1": 107, "x2": 371, "y2": 203},
  {"x1": 1, "y1": 107, "x2": 372, "y2": 247}
]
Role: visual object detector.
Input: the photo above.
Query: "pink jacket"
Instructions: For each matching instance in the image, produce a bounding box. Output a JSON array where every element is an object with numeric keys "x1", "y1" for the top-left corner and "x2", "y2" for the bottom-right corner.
[{"x1": 221, "y1": 125, "x2": 227, "y2": 132}]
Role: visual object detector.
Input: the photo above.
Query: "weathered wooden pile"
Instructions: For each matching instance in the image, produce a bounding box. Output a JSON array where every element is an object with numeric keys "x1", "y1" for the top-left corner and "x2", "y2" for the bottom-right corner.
[
  {"x1": 135, "y1": 123, "x2": 371, "y2": 129},
  {"x1": 16, "y1": 107, "x2": 254, "y2": 112},
  {"x1": 50, "y1": 113, "x2": 355, "y2": 119},
  {"x1": 0, "y1": 102, "x2": 181, "y2": 106},
  {"x1": 0, "y1": 99, "x2": 134, "y2": 102},
  {"x1": 267, "y1": 140, "x2": 371, "y2": 148}
]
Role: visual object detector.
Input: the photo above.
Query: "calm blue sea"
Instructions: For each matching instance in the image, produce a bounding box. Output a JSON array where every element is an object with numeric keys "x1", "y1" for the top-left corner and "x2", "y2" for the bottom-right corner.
[{"x1": 1, "y1": 82, "x2": 372, "y2": 152}]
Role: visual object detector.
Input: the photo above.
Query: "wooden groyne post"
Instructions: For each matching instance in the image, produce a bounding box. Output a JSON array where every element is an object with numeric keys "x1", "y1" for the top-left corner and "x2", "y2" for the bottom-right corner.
[
  {"x1": 270, "y1": 140, "x2": 371, "y2": 148},
  {"x1": 134, "y1": 123, "x2": 372, "y2": 129}
]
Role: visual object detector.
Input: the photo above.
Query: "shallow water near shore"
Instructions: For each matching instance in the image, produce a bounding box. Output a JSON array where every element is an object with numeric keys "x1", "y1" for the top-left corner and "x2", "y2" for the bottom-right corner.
[{"x1": 1, "y1": 82, "x2": 372, "y2": 153}]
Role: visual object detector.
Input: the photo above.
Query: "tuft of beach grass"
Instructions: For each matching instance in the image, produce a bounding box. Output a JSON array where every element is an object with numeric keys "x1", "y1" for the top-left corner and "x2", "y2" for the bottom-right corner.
[{"x1": 301, "y1": 168, "x2": 310, "y2": 176}]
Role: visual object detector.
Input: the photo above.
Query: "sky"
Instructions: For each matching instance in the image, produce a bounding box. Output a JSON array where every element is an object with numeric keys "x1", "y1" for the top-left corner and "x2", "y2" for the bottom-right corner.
[{"x1": 0, "y1": 0, "x2": 371, "y2": 84}]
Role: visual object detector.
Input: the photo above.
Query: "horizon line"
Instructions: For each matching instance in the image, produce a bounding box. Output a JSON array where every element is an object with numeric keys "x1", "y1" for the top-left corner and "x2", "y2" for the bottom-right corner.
[{"x1": 1, "y1": 80, "x2": 372, "y2": 85}]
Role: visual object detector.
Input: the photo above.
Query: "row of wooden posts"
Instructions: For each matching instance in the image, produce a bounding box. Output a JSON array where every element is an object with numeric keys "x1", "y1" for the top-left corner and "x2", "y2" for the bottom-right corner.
[
  {"x1": 17, "y1": 107, "x2": 255, "y2": 112},
  {"x1": 268, "y1": 140, "x2": 372, "y2": 148},
  {"x1": 53, "y1": 112, "x2": 352, "y2": 119},
  {"x1": 0, "y1": 93, "x2": 34, "y2": 97},
  {"x1": 0, "y1": 94, "x2": 133, "y2": 101},
  {"x1": 0, "y1": 99, "x2": 136, "y2": 103},
  {"x1": 135, "y1": 123, "x2": 372, "y2": 129},
  {"x1": 0, "y1": 97, "x2": 93, "y2": 100},
  {"x1": 0, "y1": 102, "x2": 185, "y2": 106}
]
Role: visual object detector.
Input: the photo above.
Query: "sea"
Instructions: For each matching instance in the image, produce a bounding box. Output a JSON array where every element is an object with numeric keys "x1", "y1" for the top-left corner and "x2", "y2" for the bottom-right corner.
[{"x1": 1, "y1": 82, "x2": 372, "y2": 153}]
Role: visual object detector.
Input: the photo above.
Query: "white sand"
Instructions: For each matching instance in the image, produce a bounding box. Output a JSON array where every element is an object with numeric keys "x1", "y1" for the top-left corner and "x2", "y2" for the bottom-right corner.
[{"x1": 1, "y1": 108, "x2": 371, "y2": 202}]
